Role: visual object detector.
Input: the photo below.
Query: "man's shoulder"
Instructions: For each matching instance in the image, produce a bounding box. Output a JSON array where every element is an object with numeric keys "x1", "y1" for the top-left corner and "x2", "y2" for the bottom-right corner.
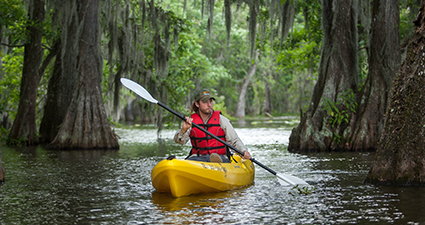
[{"x1": 219, "y1": 114, "x2": 231, "y2": 124}]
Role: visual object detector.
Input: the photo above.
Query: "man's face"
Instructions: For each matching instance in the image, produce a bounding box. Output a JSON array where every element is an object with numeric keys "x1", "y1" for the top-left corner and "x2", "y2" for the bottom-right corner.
[{"x1": 196, "y1": 99, "x2": 214, "y2": 115}]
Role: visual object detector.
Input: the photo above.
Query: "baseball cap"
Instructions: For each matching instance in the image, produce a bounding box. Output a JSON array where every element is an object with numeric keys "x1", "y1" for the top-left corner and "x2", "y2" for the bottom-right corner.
[{"x1": 194, "y1": 89, "x2": 216, "y2": 102}]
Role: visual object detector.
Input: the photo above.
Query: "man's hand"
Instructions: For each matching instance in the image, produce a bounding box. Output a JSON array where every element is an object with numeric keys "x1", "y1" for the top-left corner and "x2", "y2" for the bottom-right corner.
[
  {"x1": 242, "y1": 150, "x2": 251, "y2": 160},
  {"x1": 182, "y1": 116, "x2": 193, "y2": 134}
]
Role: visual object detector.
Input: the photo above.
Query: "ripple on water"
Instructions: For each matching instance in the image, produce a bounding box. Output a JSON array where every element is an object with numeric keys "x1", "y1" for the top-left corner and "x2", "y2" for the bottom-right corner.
[{"x1": 1, "y1": 125, "x2": 424, "y2": 224}]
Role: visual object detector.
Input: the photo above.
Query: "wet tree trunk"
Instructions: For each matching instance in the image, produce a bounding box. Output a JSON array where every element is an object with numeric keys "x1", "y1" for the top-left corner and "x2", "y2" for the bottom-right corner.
[
  {"x1": 40, "y1": 1, "x2": 80, "y2": 143},
  {"x1": 365, "y1": 0, "x2": 425, "y2": 185},
  {"x1": 7, "y1": 0, "x2": 45, "y2": 146},
  {"x1": 49, "y1": 0, "x2": 119, "y2": 150},
  {"x1": 349, "y1": 0, "x2": 400, "y2": 151},
  {"x1": 288, "y1": 0, "x2": 359, "y2": 152},
  {"x1": 234, "y1": 52, "x2": 259, "y2": 118}
]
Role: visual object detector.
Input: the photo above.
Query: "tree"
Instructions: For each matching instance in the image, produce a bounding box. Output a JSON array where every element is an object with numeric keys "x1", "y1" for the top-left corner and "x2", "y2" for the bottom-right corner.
[
  {"x1": 0, "y1": 147, "x2": 4, "y2": 183},
  {"x1": 7, "y1": 0, "x2": 45, "y2": 146},
  {"x1": 39, "y1": 1, "x2": 80, "y2": 143},
  {"x1": 288, "y1": 0, "x2": 359, "y2": 151},
  {"x1": 49, "y1": 0, "x2": 119, "y2": 150},
  {"x1": 234, "y1": 51, "x2": 259, "y2": 118},
  {"x1": 365, "y1": 0, "x2": 425, "y2": 185},
  {"x1": 288, "y1": 0, "x2": 401, "y2": 152},
  {"x1": 350, "y1": 0, "x2": 400, "y2": 151}
]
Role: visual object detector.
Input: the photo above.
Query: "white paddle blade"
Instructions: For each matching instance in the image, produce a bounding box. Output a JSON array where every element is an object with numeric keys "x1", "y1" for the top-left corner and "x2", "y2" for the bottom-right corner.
[
  {"x1": 276, "y1": 173, "x2": 309, "y2": 186},
  {"x1": 120, "y1": 78, "x2": 158, "y2": 104}
]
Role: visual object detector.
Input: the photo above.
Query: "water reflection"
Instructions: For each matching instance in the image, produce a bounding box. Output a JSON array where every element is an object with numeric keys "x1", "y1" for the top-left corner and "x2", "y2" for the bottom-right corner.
[
  {"x1": 1, "y1": 117, "x2": 425, "y2": 224},
  {"x1": 151, "y1": 188, "x2": 249, "y2": 211}
]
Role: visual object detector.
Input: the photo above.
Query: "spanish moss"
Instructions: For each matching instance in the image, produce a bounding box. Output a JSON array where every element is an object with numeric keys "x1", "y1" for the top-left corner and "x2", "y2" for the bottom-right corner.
[
  {"x1": 225, "y1": 0, "x2": 231, "y2": 49},
  {"x1": 248, "y1": 0, "x2": 257, "y2": 61}
]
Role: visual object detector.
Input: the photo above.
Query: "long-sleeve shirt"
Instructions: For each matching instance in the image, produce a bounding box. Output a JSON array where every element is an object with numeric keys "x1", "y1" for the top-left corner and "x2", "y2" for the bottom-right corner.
[{"x1": 174, "y1": 113, "x2": 248, "y2": 153}]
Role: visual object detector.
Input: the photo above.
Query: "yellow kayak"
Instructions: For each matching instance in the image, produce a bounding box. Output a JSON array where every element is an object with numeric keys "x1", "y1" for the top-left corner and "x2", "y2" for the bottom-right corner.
[{"x1": 151, "y1": 155, "x2": 255, "y2": 197}]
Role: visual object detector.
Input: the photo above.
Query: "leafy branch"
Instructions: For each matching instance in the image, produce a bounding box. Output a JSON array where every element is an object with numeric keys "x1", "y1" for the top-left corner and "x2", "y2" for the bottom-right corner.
[{"x1": 322, "y1": 89, "x2": 357, "y2": 143}]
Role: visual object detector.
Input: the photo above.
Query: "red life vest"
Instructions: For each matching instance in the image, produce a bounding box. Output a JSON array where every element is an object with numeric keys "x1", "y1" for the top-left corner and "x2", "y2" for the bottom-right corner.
[{"x1": 190, "y1": 111, "x2": 227, "y2": 155}]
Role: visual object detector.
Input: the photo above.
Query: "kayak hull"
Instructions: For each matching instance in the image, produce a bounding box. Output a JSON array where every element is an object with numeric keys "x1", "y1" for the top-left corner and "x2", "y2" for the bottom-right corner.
[{"x1": 151, "y1": 155, "x2": 255, "y2": 197}]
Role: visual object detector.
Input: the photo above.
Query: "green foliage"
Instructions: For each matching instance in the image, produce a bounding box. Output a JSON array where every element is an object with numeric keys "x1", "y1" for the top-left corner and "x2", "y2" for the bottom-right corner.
[
  {"x1": 323, "y1": 89, "x2": 357, "y2": 127},
  {"x1": 289, "y1": 184, "x2": 316, "y2": 195},
  {"x1": 108, "y1": 116, "x2": 122, "y2": 128},
  {"x1": 213, "y1": 100, "x2": 231, "y2": 119},
  {"x1": 5, "y1": 136, "x2": 28, "y2": 147},
  {"x1": 0, "y1": 48, "x2": 23, "y2": 121},
  {"x1": 0, "y1": 126, "x2": 9, "y2": 142},
  {"x1": 323, "y1": 89, "x2": 358, "y2": 143},
  {"x1": 399, "y1": 1, "x2": 418, "y2": 42}
]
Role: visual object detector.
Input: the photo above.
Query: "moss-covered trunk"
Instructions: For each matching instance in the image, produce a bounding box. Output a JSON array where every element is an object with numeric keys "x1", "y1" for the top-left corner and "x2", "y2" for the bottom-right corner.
[
  {"x1": 49, "y1": 0, "x2": 119, "y2": 150},
  {"x1": 365, "y1": 0, "x2": 425, "y2": 185},
  {"x1": 349, "y1": 0, "x2": 400, "y2": 151},
  {"x1": 40, "y1": 1, "x2": 80, "y2": 143},
  {"x1": 288, "y1": 0, "x2": 359, "y2": 152},
  {"x1": 289, "y1": 0, "x2": 400, "y2": 153}
]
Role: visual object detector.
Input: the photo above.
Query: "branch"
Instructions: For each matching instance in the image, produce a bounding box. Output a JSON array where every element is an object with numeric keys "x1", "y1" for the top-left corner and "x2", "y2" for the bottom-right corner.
[
  {"x1": 38, "y1": 40, "x2": 60, "y2": 79},
  {"x1": 0, "y1": 43, "x2": 25, "y2": 48}
]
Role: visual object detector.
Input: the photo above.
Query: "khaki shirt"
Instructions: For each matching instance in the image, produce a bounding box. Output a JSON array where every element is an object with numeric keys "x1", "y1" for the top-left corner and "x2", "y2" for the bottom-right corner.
[{"x1": 174, "y1": 113, "x2": 248, "y2": 153}]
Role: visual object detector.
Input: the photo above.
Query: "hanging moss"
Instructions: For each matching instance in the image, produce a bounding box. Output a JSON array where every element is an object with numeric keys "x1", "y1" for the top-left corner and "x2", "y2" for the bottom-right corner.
[
  {"x1": 248, "y1": 1, "x2": 257, "y2": 61},
  {"x1": 224, "y1": 0, "x2": 231, "y2": 48}
]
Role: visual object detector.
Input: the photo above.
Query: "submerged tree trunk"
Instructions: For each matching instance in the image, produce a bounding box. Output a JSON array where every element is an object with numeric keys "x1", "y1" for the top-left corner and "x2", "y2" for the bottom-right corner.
[
  {"x1": 234, "y1": 52, "x2": 259, "y2": 118},
  {"x1": 8, "y1": 0, "x2": 45, "y2": 146},
  {"x1": 49, "y1": 0, "x2": 119, "y2": 150},
  {"x1": 365, "y1": 0, "x2": 425, "y2": 185},
  {"x1": 349, "y1": 0, "x2": 400, "y2": 151},
  {"x1": 288, "y1": 0, "x2": 359, "y2": 152},
  {"x1": 40, "y1": 1, "x2": 80, "y2": 143}
]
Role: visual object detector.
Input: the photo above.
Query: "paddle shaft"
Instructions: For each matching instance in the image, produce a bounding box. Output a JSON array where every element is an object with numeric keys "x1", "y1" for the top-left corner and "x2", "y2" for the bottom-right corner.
[{"x1": 157, "y1": 102, "x2": 278, "y2": 176}]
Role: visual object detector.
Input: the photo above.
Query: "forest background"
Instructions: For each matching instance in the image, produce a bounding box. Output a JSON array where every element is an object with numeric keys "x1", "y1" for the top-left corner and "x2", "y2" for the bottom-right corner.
[{"x1": 0, "y1": 0, "x2": 419, "y2": 148}]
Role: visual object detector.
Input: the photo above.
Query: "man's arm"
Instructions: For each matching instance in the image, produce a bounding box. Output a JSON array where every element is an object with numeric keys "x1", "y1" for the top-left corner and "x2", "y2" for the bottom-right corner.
[
  {"x1": 174, "y1": 127, "x2": 191, "y2": 145},
  {"x1": 219, "y1": 115, "x2": 248, "y2": 152},
  {"x1": 174, "y1": 116, "x2": 193, "y2": 145}
]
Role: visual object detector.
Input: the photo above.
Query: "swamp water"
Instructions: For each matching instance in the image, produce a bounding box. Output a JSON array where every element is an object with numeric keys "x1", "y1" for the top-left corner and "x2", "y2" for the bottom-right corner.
[{"x1": 1, "y1": 117, "x2": 424, "y2": 224}]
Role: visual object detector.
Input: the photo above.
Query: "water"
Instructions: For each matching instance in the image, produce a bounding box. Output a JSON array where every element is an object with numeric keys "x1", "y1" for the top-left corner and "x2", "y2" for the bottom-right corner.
[{"x1": 0, "y1": 117, "x2": 424, "y2": 224}]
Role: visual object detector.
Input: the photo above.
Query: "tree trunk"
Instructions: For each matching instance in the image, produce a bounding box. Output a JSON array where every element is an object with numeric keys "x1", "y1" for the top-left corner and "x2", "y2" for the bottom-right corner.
[
  {"x1": 288, "y1": 0, "x2": 359, "y2": 152},
  {"x1": 7, "y1": 0, "x2": 45, "y2": 146},
  {"x1": 0, "y1": 147, "x2": 4, "y2": 183},
  {"x1": 365, "y1": 0, "x2": 425, "y2": 185},
  {"x1": 349, "y1": 0, "x2": 400, "y2": 151},
  {"x1": 263, "y1": 79, "x2": 272, "y2": 115},
  {"x1": 234, "y1": 52, "x2": 259, "y2": 118},
  {"x1": 49, "y1": 0, "x2": 119, "y2": 150},
  {"x1": 40, "y1": 1, "x2": 80, "y2": 143}
]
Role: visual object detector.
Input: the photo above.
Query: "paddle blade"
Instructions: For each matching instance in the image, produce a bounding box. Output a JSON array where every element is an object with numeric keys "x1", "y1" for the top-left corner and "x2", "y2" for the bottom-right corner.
[
  {"x1": 276, "y1": 173, "x2": 309, "y2": 186},
  {"x1": 120, "y1": 78, "x2": 158, "y2": 104}
]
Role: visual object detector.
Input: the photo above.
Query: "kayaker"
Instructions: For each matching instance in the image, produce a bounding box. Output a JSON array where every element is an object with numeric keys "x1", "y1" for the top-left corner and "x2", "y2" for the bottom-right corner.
[{"x1": 174, "y1": 89, "x2": 251, "y2": 163}]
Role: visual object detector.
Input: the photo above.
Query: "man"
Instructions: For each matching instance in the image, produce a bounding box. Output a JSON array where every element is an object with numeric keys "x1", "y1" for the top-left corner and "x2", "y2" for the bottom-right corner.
[{"x1": 174, "y1": 89, "x2": 251, "y2": 163}]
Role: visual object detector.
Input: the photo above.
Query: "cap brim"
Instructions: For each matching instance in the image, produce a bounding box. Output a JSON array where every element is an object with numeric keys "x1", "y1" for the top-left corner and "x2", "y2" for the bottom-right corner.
[{"x1": 199, "y1": 96, "x2": 215, "y2": 102}]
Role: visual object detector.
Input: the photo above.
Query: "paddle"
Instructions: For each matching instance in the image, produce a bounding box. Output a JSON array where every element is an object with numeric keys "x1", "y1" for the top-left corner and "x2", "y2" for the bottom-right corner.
[{"x1": 120, "y1": 78, "x2": 308, "y2": 186}]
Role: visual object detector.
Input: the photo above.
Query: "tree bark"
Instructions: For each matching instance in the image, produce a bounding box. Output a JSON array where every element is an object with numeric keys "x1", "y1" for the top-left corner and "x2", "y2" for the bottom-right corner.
[
  {"x1": 7, "y1": 0, "x2": 45, "y2": 146},
  {"x1": 263, "y1": 79, "x2": 272, "y2": 115},
  {"x1": 234, "y1": 52, "x2": 259, "y2": 118},
  {"x1": 0, "y1": 147, "x2": 4, "y2": 183},
  {"x1": 40, "y1": 1, "x2": 80, "y2": 143},
  {"x1": 349, "y1": 0, "x2": 400, "y2": 151},
  {"x1": 288, "y1": 0, "x2": 359, "y2": 152},
  {"x1": 49, "y1": 0, "x2": 119, "y2": 150},
  {"x1": 365, "y1": 0, "x2": 425, "y2": 185}
]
